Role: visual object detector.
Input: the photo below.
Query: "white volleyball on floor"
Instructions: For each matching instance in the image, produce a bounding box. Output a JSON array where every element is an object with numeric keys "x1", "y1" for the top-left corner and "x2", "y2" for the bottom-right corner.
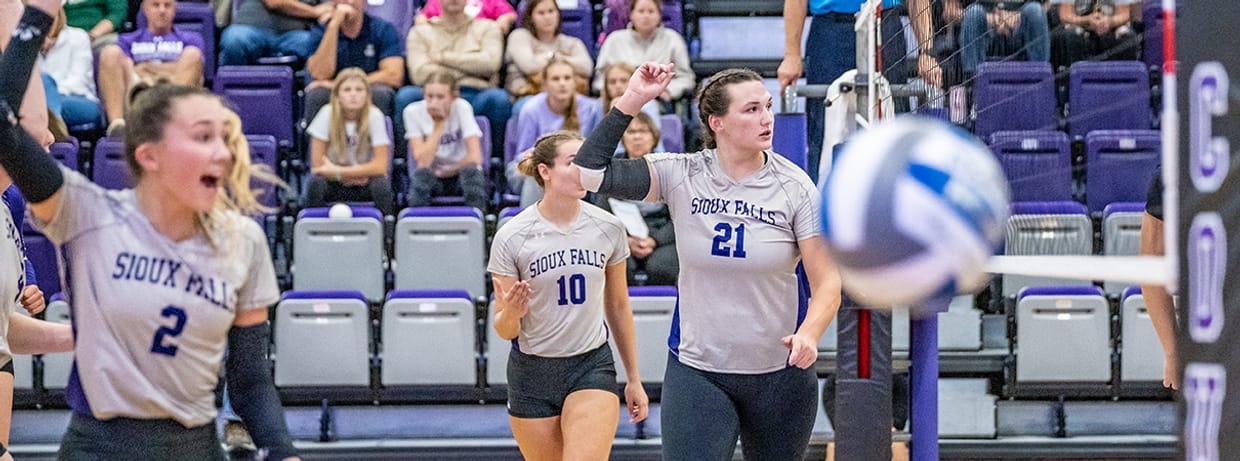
[{"x1": 820, "y1": 117, "x2": 1010, "y2": 307}]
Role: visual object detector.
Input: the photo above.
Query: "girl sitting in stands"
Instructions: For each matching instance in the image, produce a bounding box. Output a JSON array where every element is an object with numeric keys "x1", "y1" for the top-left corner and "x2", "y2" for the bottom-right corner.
[{"x1": 305, "y1": 67, "x2": 394, "y2": 215}]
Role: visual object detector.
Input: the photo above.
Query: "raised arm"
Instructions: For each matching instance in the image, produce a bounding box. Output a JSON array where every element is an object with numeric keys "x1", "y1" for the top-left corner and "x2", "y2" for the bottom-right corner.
[
  {"x1": 0, "y1": 3, "x2": 65, "y2": 223},
  {"x1": 573, "y1": 62, "x2": 673, "y2": 200}
]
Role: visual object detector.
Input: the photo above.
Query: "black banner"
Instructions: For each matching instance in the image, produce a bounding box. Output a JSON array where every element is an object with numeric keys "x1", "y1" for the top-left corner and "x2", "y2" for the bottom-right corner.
[{"x1": 1178, "y1": 1, "x2": 1240, "y2": 460}]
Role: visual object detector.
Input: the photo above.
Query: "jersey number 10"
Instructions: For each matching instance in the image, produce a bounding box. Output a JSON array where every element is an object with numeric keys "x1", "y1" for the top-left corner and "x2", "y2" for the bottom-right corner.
[
  {"x1": 711, "y1": 222, "x2": 747, "y2": 258},
  {"x1": 557, "y1": 274, "x2": 586, "y2": 306}
]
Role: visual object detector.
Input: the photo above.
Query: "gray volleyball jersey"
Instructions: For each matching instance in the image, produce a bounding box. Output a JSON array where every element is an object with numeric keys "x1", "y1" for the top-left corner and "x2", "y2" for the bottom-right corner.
[
  {"x1": 32, "y1": 167, "x2": 279, "y2": 427},
  {"x1": 488, "y1": 203, "x2": 628, "y2": 358},
  {"x1": 0, "y1": 200, "x2": 20, "y2": 370},
  {"x1": 646, "y1": 150, "x2": 821, "y2": 374}
]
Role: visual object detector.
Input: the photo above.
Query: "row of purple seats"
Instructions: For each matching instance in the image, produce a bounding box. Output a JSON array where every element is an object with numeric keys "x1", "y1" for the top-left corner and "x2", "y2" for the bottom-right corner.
[
  {"x1": 989, "y1": 129, "x2": 1160, "y2": 213},
  {"x1": 973, "y1": 61, "x2": 1152, "y2": 139}
]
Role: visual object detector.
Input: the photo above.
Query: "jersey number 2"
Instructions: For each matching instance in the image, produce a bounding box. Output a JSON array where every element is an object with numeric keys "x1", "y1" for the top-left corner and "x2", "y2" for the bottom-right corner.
[
  {"x1": 151, "y1": 306, "x2": 188, "y2": 357},
  {"x1": 711, "y1": 223, "x2": 747, "y2": 258},
  {"x1": 556, "y1": 274, "x2": 586, "y2": 306}
]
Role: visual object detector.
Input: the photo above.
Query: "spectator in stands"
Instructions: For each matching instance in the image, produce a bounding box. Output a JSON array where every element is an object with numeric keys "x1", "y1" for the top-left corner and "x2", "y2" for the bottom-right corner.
[
  {"x1": 958, "y1": 0, "x2": 1050, "y2": 77},
  {"x1": 1139, "y1": 166, "x2": 1177, "y2": 389},
  {"x1": 64, "y1": 0, "x2": 126, "y2": 48},
  {"x1": 3, "y1": 0, "x2": 55, "y2": 149},
  {"x1": 404, "y1": 71, "x2": 488, "y2": 211},
  {"x1": 509, "y1": 59, "x2": 601, "y2": 206},
  {"x1": 39, "y1": 6, "x2": 103, "y2": 130},
  {"x1": 592, "y1": 0, "x2": 694, "y2": 104},
  {"x1": 598, "y1": 62, "x2": 661, "y2": 143},
  {"x1": 304, "y1": 0, "x2": 404, "y2": 119},
  {"x1": 504, "y1": 0, "x2": 592, "y2": 107},
  {"x1": 97, "y1": 0, "x2": 205, "y2": 136},
  {"x1": 589, "y1": 112, "x2": 678, "y2": 286},
  {"x1": 401, "y1": 0, "x2": 511, "y2": 158},
  {"x1": 304, "y1": 67, "x2": 395, "y2": 215},
  {"x1": 415, "y1": 0, "x2": 516, "y2": 35},
  {"x1": 1049, "y1": 0, "x2": 1137, "y2": 71},
  {"x1": 218, "y1": 0, "x2": 336, "y2": 65},
  {"x1": 780, "y1": 0, "x2": 936, "y2": 183}
]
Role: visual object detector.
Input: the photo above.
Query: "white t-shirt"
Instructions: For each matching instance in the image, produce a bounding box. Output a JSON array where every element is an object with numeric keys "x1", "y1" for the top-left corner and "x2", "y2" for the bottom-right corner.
[
  {"x1": 306, "y1": 105, "x2": 390, "y2": 165},
  {"x1": 402, "y1": 98, "x2": 482, "y2": 176}
]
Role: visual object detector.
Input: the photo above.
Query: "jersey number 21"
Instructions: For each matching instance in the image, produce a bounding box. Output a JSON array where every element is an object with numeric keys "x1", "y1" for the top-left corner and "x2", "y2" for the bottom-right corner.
[{"x1": 712, "y1": 222, "x2": 747, "y2": 258}]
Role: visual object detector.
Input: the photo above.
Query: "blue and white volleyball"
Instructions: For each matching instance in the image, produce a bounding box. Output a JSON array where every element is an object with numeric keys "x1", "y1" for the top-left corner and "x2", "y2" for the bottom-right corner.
[{"x1": 820, "y1": 117, "x2": 1009, "y2": 307}]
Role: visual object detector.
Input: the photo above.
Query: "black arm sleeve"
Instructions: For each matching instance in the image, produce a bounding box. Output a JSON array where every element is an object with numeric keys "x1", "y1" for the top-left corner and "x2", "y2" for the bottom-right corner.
[
  {"x1": 0, "y1": 6, "x2": 64, "y2": 204},
  {"x1": 226, "y1": 323, "x2": 298, "y2": 461},
  {"x1": 573, "y1": 108, "x2": 652, "y2": 201}
]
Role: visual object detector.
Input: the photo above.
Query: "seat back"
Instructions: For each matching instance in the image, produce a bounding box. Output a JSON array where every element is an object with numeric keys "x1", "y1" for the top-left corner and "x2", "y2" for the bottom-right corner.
[
  {"x1": 137, "y1": 2, "x2": 216, "y2": 80},
  {"x1": 380, "y1": 290, "x2": 477, "y2": 385},
  {"x1": 1068, "y1": 61, "x2": 1151, "y2": 138},
  {"x1": 973, "y1": 62, "x2": 1056, "y2": 138},
  {"x1": 92, "y1": 137, "x2": 132, "y2": 190},
  {"x1": 1015, "y1": 286, "x2": 1111, "y2": 383},
  {"x1": 274, "y1": 291, "x2": 371, "y2": 386},
  {"x1": 497, "y1": 206, "x2": 522, "y2": 230},
  {"x1": 1120, "y1": 286, "x2": 1165, "y2": 382},
  {"x1": 214, "y1": 66, "x2": 297, "y2": 151},
  {"x1": 1003, "y1": 201, "x2": 1094, "y2": 296},
  {"x1": 1102, "y1": 202, "x2": 1145, "y2": 294},
  {"x1": 1085, "y1": 129, "x2": 1161, "y2": 213},
  {"x1": 1142, "y1": 0, "x2": 1165, "y2": 73},
  {"x1": 49, "y1": 138, "x2": 79, "y2": 171},
  {"x1": 610, "y1": 286, "x2": 676, "y2": 384},
  {"x1": 41, "y1": 297, "x2": 74, "y2": 389},
  {"x1": 988, "y1": 130, "x2": 1072, "y2": 202},
  {"x1": 393, "y1": 207, "x2": 486, "y2": 298},
  {"x1": 367, "y1": 0, "x2": 417, "y2": 47},
  {"x1": 292, "y1": 207, "x2": 387, "y2": 302},
  {"x1": 660, "y1": 113, "x2": 683, "y2": 154},
  {"x1": 484, "y1": 298, "x2": 511, "y2": 386},
  {"x1": 246, "y1": 134, "x2": 280, "y2": 209},
  {"x1": 20, "y1": 230, "x2": 61, "y2": 301}
]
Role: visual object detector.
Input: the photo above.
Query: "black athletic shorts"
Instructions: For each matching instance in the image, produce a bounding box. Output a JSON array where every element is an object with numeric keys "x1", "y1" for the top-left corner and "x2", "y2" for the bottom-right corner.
[
  {"x1": 58, "y1": 412, "x2": 225, "y2": 461},
  {"x1": 0, "y1": 359, "x2": 13, "y2": 375},
  {"x1": 506, "y1": 343, "x2": 619, "y2": 418}
]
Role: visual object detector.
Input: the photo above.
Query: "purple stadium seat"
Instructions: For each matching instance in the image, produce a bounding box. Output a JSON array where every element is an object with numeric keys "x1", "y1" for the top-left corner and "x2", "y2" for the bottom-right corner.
[
  {"x1": 660, "y1": 113, "x2": 683, "y2": 154},
  {"x1": 49, "y1": 137, "x2": 79, "y2": 171},
  {"x1": 367, "y1": 0, "x2": 417, "y2": 48},
  {"x1": 504, "y1": 117, "x2": 519, "y2": 164},
  {"x1": 1085, "y1": 129, "x2": 1161, "y2": 213},
  {"x1": 1068, "y1": 61, "x2": 1151, "y2": 139},
  {"x1": 21, "y1": 231, "x2": 61, "y2": 301},
  {"x1": 214, "y1": 66, "x2": 296, "y2": 155},
  {"x1": 246, "y1": 134, "x2": 280, "y2": 209},
  {"x1": 137, "y1": 2, "x2": 216, "y2": 80},
  {"x1": 92, "y1": 137, "x2": 132, "y2": 190},
  {"x1": 987, "y1": 130, "x2": 1072, "y2": 202},
  {"x1": 973, "y1": 62, "x2": 1056, "y2": 139},
  {"x1": 603, "y1": 0, "x2": 683, "y2": 36}
]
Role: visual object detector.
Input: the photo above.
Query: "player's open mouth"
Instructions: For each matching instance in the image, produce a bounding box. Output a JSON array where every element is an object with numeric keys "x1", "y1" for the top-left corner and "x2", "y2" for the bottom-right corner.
[
  {"x1": 201, "y1": 175, "x2": 220, "y2": 189},
  {"x1": 759, "y1": 130, "x2": 772, "y2": 138}
]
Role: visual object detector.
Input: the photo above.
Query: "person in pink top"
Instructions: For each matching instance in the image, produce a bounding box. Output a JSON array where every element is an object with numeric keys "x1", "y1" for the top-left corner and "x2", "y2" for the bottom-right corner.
[{"x1": 415, "y1": 0, "x2": 516, "y2": 34}]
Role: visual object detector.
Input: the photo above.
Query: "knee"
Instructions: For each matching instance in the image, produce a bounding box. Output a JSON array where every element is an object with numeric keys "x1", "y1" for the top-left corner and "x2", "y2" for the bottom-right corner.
[
  {"x1": 219, "y1": 26, "x2": 252, "y2": 49},
  {"x1": 98, "y1": 45, "x2": 126, "y2": 67},
  {"x1": 1020, "y1": 2, "x2": 1045, "y2": 19},
  {"x1": 962, "y1": 4, "x2": 986, "y2": 26},
  {"x1": 179, "y1": 46, "x2": 204, "y2": 65},
  {"x1": 395, "y1": 85, "x2": 423, "y2": 106}
]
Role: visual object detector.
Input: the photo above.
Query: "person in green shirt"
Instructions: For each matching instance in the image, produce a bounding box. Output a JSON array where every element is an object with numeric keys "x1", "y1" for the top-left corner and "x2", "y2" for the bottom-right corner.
[{"x1": 64, "y1": 0, "x2": 127, "y2": 48}]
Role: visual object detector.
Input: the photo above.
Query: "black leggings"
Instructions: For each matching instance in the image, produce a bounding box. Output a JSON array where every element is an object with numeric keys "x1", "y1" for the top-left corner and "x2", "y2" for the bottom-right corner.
[{"x1": 660, "y1": 353, "x2": 818, "y2": 461}]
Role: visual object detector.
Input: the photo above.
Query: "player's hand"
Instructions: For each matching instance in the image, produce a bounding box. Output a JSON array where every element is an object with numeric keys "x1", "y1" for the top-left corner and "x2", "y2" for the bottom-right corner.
[
  {"x1": 332, "y1": 3, "x2": 356, "y2": 23},
  {"x1": 1088, "y1": 13, "x2": 1111, "y2": 35},
  {"x1": 624, "y1": 381, "x2": 649, "y2": 423},
  {"x1": 615, "y1": 63, "x2": 674, "y2": 115},
  {"x1": 777, "y1": 54, "x2": 803, "y2": 93},
  {"x1": 20, "y1": 284, "x2": 45, "y2": 315},
  {"x1": 1163, "y1": 351, "x2": 1179, "y2": 390},
  {"x1": 501, "y1": 280, "x2": 531, "y2": 319},
  {"x1": 782, "y1": 333, "x2": 818, "y2": 369}
]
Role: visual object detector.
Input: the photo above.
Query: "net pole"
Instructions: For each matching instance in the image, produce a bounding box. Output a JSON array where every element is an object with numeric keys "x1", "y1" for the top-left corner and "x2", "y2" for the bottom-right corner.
[{"x1": 1160, "y1": 0, "x2": 1179, "y2": 288}]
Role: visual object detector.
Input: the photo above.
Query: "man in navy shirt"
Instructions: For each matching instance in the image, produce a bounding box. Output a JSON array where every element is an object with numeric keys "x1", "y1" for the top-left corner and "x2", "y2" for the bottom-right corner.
[{"x1": 304, "y1": 0, "x2": 404, "y2": 118}]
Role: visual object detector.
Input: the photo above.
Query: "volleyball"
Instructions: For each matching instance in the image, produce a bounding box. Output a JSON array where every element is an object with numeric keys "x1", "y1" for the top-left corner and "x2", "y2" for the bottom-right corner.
[{"x1": 820, "y1": 117, "x2": 1010, "y2": 307}]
